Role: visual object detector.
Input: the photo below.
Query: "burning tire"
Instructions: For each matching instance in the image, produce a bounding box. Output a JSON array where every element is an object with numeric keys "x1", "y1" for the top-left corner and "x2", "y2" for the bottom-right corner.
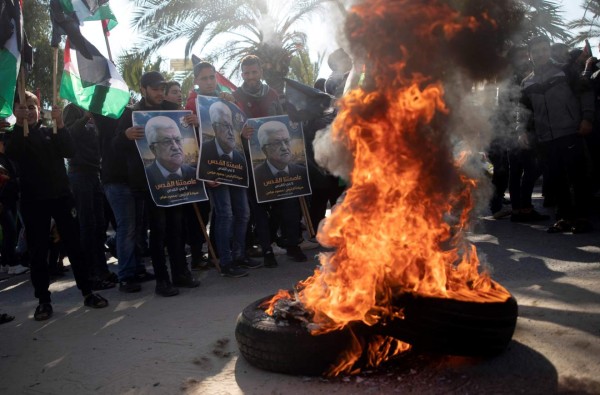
[
  {"x1": 377, "y1": 294, "x2": 519, "y2": 356},
  {"x1": 236, "y1": 293, "x2": 518, "y2": 376},
  {"x1": 235, "y1": 295, "x2": 360, "y2": 376}
]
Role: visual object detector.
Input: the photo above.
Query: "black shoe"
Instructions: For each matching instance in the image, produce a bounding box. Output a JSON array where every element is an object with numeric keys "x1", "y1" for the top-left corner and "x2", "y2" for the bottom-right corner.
[
  {"x1": 572, "y1": 219, "x2": 593, "y2": 234},
  {"x1": 286, "y1": 246, "x2": 307, "y2": 262},
  {"x1": 155, "y1": 281, "x2": 179, "y2": 297},
  {"x1": 191, "y1": 255, "x2": 213, "y2": 271},
  {"x1": 220, "y1": 265, "x2": 248, "y2": 278},
  {"x1": 135, "y1": 271, "x2": 156, "y2": 283},
  {"x1": 246, "y1": 245, "x2": 263, "y2": 258},
  {"x1": 172, "y1": 277, "x2": 200, "y2": 288},
  {"x1": 104, "y1": 272, "x2": 119, "y2": 284},
  {"x1": 34, "y1": 303, "x2": 53, "y2": 321},
  {"x1": 234, "y1": 257, "x2": 264, "y2": 269},
  {"x1": 547, "y1": 219, "x2": 572, "y2": 234},
  {"x1": 119, "y1": 280, "x2": 141, "y2": 293},
  {"x1": 84, "y1": 293, "x2": 109, "y2": 308},
  {"x1": 263, "y1": 251, "x2": 278, "y2": 268},
  {"x1": 91, "y1": 279, "x2": 116, "y2": 291}
]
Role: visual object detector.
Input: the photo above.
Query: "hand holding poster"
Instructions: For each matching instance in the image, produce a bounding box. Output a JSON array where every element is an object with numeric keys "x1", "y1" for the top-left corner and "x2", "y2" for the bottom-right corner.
[
  {"x1": 247, "y1": 115, "x2": 312, "y2": 203},
  {"x1": 133, "y1": 110, "x2": 208, "y2": 207},
  {"x1": 196, "y1": 96, "x2": 249, "y2": 187}
]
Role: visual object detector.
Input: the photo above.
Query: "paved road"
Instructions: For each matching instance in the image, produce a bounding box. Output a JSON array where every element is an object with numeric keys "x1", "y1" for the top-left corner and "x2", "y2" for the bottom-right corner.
[{"x1": 0, "y1": 194, "x2": 599, "y2": 394}]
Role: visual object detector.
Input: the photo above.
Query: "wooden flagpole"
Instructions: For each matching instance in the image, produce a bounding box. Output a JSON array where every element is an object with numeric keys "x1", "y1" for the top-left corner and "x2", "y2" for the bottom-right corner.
[
  {"x1": 52, "y1": 47, "x2": 58, "y2": 134},
  {"x1": 192, "y1": 202, "x2": 218, "y2": 266},
  {"x1": 101, "y1": 21, "x2": 113, "y2": 62},
  {"x1": 299, "y1": 196, "x2": 315, "y2": 239},
  {"x1": 17, "y1": 67, "x2": 29, "y2": 137}
]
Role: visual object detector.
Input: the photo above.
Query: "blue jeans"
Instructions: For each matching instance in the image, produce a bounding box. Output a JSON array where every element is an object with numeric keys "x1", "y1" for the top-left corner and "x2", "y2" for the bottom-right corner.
[
  {"x1": 208, "y1": 185, "x2": 250, "y2": 265},
  {"x1": 104, "y1": 183, "x2": 145, "y2": 281},
  {"x1": 69, "y1": 172, "x2": 109, "y2": 280}
]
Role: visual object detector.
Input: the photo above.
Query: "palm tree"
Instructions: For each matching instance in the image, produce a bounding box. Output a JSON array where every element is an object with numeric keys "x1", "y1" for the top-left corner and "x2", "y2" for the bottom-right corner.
[
  {"x1": 116, "y1": 51, "x2": 174, "y2": 95},
  {"x1": 515, "y1": 0, "x2": 572, "y2": 43},
  {"x1": 130, "y1": 0, "x2": 346, "y2": 92},
  {"x1": 288, "y1": 48, "x2": 325, "y2": 87},
  {"x1": 567, "y1": 1, "x2": 600, "y2": 45}
]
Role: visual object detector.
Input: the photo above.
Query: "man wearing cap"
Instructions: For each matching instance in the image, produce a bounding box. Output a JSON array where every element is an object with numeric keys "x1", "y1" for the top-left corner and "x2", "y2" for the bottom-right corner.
[{"x1": 114, "y1": 71, "x2": 200, "y2": 297}]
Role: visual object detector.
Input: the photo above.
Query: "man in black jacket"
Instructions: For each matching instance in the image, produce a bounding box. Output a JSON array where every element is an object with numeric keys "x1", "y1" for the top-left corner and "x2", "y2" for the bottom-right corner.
[
  {"x1": 115, "y1": 71, "x2": 199, "y2": 296},
  {"x1": 7, "y1": 91, "x2": 108, "y2": 321},
  {"x1": 64, "y1": 103, "x2": 116, "y2": 290}
]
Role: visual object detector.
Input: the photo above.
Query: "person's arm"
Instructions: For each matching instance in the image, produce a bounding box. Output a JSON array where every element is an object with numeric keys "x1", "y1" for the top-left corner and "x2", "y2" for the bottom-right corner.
[
  {"x1": 51, "y1": 106, "x2": 76, "y2": 158},
  {"x1": 112, "y1": 107, "x2": 142, "y2": 153},
  {"x1": 62, "y1": 104, "x2": 89, "y2": 131}
]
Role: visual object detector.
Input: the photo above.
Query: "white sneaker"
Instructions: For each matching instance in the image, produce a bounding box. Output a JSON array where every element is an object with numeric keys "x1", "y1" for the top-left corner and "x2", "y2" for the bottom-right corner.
[
  {"x1": 271, "y1": 244, "x2": 286, "y2": 255},
  {"x1": 8, "y1": 264, "x2": 29, "y2": 275},
  {"x1": 0, "y1": 265, "x2": 8, "y2": 273},
  {"x1": 299, "y1": 239, "x2": 320, "y2": 250}
]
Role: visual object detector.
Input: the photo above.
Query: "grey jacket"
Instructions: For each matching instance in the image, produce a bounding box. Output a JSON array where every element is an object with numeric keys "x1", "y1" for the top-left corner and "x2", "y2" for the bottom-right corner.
[{"x1": 518, "y1": 62, "x2": 594, "y2": 143}]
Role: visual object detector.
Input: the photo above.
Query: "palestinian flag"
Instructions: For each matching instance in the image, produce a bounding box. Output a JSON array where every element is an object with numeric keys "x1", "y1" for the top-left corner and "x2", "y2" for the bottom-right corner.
[
  {"x1": 0, "y1": 0, "x2": 22, "y2": 118},
  {"x1": 216, "y1": 72, "x2": 236, "y2": 93},
  {"x1": 60, "y1": 38, "x2": 129, "y2": 118},
  {"x1": 59, "y1": 0, "x2": 117, "y2": 30}
]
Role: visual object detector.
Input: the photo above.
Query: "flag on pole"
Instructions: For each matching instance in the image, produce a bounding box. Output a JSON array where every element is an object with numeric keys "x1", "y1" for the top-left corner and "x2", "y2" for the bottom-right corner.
[
  {"x1": 58, "y1": 0, "x2": 117, "y2": 30},
  {"x1": 0, "y1": 0, "x2": 32, "y2": 118},
  {"x1": 60, "y1": 38, "x2": 129, "y2": 118}
]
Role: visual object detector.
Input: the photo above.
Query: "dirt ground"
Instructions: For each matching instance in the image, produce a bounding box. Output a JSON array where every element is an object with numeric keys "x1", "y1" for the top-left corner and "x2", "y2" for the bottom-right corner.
[{"x1": 1, "y1": 198, "x2": 600, "y2": 394}]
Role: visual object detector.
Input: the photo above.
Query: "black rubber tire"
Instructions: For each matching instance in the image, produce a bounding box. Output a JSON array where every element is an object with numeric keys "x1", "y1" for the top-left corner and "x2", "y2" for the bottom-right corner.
[
  {"x1": 235, "y1": 294, "x2": 518, "y2": 376},
  {"x1": 376, "y1": 294, "x2": 519, "y2": 356},
  {"x1": 235, "y1": 295, "x2": 360, "y2": 376}
]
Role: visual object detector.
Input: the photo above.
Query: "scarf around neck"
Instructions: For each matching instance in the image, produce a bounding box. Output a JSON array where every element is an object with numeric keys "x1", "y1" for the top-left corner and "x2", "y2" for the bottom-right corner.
[{"x1": 240, "y1": 81, "x2": 270, "y2": 98}]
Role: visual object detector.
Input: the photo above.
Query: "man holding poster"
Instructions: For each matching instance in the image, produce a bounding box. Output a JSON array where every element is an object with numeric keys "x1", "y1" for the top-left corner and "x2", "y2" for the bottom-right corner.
[{"x1": 247, "y1": 114, "x2": 312, "y2": 262}]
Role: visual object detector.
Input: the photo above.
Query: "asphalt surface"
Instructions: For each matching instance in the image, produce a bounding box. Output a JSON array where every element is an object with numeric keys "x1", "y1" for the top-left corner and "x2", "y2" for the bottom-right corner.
[{"x1": 0, "y1": 192, "x2": 599, "y2": 394}]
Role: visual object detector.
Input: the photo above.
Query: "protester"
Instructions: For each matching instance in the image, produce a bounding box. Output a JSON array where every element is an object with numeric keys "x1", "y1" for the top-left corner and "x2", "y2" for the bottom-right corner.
[
  {"x1": 518, "y1": 36, "x2": 594, "y2": 233},
  {"x1": 0, "y1": 119, "x2": 26, "y2": 276},
  {"x1": 99, "y1": 109, "x2": 153, "y2": 294},
  {"x1": 495, "y1": 45, "x2": 549, "y2": 223},
  {"x1": 164, "y1": 81, "x2": 183, "y2": 108},
  {"x1": 115, "y1": 71, "x2": 199, "y2": 296},
  {"x1": 234, "y1": 55, "x2": 308, "y2": 264},
  {"x1": 6, "y1": 91, "x2": 108, "y2": 320},
  {"x1": 63, "y1": 103, "x2": 117, "y2": 289},
  {"x1": 194, "y1": 60, "x2": 259, "y2": 277}
]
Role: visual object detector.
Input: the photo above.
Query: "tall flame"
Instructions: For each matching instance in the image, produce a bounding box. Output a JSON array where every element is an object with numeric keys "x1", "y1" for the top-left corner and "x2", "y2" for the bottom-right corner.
[{"x1": 266, "y1": 0, "x2": 520, "y2": 375}]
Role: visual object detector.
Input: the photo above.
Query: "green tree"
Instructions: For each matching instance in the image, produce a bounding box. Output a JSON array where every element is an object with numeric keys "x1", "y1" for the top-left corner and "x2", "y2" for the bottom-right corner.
[
  {"x1": 116, "y1": 51, "x2": 175, "y2": 95},
  {"x1": 130, "y1": 0, "x2": 345, "y2": 93},
  {"x1": 22, "y1": 0, "x2": 62, "y2": 108},
  {"x1": 512, "y1": 0, "x2": 572, "y2": 43},
  {"x1": 288, "y1": 48, "x2": 324, "y2": 86},
  {"x1": 567, "y1": 1, "x2": 600, "y2": 45}
]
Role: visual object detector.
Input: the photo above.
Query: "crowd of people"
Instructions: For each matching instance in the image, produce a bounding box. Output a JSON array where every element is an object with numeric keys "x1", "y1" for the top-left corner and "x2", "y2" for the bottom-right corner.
[
  {"x1": 489, "y1": 36, "x2": 600, "y2": 236},
  {"x1": 1, "y1": 34, "x2": 598, "y2": 323},
  {"x1": 0, "y1": 50, "x2": 350, "y2": 322}
]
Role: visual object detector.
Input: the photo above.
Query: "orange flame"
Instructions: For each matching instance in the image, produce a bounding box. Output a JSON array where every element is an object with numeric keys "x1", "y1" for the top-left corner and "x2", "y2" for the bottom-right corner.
[{"x1": 265, "y1": 0, "x2": 512, "y2": 375}]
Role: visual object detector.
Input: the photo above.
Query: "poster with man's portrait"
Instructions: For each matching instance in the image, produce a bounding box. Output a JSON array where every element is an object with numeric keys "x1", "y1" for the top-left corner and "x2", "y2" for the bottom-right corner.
[
  {"x1": 247, "y1": 115, "x2": 312, "y2": 203},
  {"x1": 196, "y1": 96, "x2": 249, "y2": 187},
  {"x1": 133, "y1": 110, "x2": 208, "y2": 207}
]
